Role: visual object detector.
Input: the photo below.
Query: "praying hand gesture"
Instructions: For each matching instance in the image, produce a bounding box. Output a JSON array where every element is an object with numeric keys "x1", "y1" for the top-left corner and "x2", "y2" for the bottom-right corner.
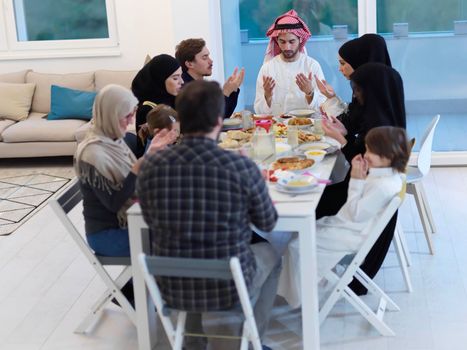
[
  {"x1": 262, "y1": 75, "x2": 276, "y2": 107},
  {"x1": 295, "y1": 72, "x2": 313, "y2": 97},
  {"x1": 315, "y1": 75, "x2": 336, "y2": 99},
  {"x1": 350, "y1": 154, "x2": 368, "y2": 180},
  {"x1": 132, "y1": 128, "x2": 179, "y2": 175},
  {"x1": 223, "y1": 67, "x2": 245, "y2": 97},
  {"x1": 147, "y1": 128, "x2": 179, "y2": 153},
  {"x1": 322, "y1": 117, "x2": 347, "y2": 146}
]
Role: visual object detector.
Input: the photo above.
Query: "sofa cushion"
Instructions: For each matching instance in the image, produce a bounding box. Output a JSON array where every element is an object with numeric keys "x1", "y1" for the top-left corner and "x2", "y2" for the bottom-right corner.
[
  {"x1": 0, "y1": 70, "x2": 31, "y2": 83},
  {"x1": 0, "y1": 119, "x2": 16, "y2": 141},
  {"x1": 95, "y1": 70, "x2": 137, "y2": 91},
  {"x1": 2, "y1": 112, "x2": 87, "y2": 143},
  {"x1": 48, "y1": 85, "x2": 97, "y2": 121},
  {"x1": 0, "y1": 82, "x2": 36, "y2": 121},
  {"x1": 26, "y1": 71, "x2": 95, "y2": 114}
]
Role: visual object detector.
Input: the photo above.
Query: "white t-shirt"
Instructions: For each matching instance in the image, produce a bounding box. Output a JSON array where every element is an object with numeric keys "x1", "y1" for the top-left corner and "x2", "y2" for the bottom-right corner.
[{"x1": 254, "y1": 53, "x2": 326, "y2": 115}]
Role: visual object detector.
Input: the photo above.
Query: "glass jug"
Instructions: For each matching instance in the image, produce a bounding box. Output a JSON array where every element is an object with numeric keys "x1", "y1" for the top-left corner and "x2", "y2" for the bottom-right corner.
[{"x1": 252, "y1": 119, "x2": 275, "y2": 161}]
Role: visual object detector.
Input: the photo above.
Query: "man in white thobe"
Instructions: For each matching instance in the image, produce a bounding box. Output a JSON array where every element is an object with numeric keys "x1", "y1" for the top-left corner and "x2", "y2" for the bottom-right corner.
[{"x1": 254, "y1": 9, "x2": 326, "y2": 115}]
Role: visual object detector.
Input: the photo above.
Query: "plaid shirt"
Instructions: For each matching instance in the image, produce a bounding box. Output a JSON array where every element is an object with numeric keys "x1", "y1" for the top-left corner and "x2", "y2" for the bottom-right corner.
[{"x1": 137, "y1": 136, "x2": 277, "y2": 312}]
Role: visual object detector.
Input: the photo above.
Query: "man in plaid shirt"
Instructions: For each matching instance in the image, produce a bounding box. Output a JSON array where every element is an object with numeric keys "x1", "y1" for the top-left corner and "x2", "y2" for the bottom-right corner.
[{"x1": 137, "y1": 80, "x2": 281, "y2": 349}]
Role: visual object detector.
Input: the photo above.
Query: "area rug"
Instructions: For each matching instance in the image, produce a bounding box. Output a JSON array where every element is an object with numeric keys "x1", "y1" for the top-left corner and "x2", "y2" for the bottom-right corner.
[{"x1": 0, "y1": 173, "x2": 71, "y2": 236}]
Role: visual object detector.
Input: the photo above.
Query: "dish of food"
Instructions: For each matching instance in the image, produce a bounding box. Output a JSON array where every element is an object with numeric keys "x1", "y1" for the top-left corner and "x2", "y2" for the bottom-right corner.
[
  {"x1": 253, "y1": 114, "x2": 274, "y2": 120},
  {"x1": 277, "y1": 174, "x2": 318, "y2": 192},
  {"x1": 273, "y1": 123, "x2": 288, "y2": 137},
  {"x1": 271, "y1": 156, "x2": 315, "y2": 171},
  {"x1": 223, "y1": 118, "x2": 242, "y2": 126},
  {"x1": 298, "y1": 131, "x2": 322, "y2": 144},
  {"x1": 288, "y1": 117, "x2": 313, "y2": 126},
  {"x1": 218, "y1": 130, "x2": 252, "y2": 149},
  {"x1": 304, "y1": 149, "x2": 326, "y2": 163}
]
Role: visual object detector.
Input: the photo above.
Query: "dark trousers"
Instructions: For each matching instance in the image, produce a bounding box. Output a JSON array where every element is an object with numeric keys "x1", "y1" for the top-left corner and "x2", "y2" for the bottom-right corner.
[{"x1": 316, "y1": 172, "x2": 396, "y2": 295}]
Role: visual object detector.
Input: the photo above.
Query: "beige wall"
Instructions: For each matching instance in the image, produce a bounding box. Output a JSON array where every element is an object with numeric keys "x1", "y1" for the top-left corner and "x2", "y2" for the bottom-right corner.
[{"x1": 0, "y1": 0, "x2": 224, "y2": 81}]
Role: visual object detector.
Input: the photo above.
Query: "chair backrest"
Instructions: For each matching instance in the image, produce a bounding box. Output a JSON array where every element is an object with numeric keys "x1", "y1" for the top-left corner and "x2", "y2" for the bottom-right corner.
[
  {"x1": 350, "y1": 195, "x2": 402, "y2": 268},
  {"x1": 56, "y1": 177, "x2": 82, "y2": 213},
  {"x1": 417, "y1": 114, "x2": 440, "y2": 176},
  {"x1": 143, "y1": 255, "x2": 233, "y2": 280},
  {"x1": 49, "y1": 178, "x2": 130, "y2": 266}
]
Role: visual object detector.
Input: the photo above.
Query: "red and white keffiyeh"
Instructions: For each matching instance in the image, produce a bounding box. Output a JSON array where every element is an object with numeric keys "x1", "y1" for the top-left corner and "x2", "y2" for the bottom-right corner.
[{"x1": 265, "y1": 9, "x2": 311, "y2": 61}]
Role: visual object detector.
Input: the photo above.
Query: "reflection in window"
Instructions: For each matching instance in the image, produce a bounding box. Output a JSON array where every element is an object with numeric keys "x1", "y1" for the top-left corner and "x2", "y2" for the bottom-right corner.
[
  {"x1": 239, "y1": 0, "x2": 358, "y2": 40},
  {"x1": 13, "y1": 0, "x2": 109, "y2": 41},
  {"x1": 377, "y1": 0, "x2": 467, "y2": 33}
]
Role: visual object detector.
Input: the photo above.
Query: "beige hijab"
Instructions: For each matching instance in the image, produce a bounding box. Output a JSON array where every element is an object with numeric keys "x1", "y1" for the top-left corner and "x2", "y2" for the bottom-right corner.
[{"x1": 74, "y1": 84, "x2": 138, "y2": 226}]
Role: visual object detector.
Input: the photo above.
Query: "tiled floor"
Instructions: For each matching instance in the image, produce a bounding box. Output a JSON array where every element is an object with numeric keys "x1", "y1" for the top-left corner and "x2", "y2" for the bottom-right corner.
[{"x1": 0, "y1": 159, "x2": 466, "y2": 349}]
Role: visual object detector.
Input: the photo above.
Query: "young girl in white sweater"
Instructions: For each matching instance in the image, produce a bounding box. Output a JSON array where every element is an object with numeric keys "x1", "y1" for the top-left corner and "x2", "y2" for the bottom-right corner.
[{"x1": 279, "y1": 126, "x2": 411, "y2": 308}]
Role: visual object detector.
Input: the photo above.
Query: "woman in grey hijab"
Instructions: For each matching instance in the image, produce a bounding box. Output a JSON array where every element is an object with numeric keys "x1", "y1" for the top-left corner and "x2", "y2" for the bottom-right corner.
[{"x1": 75, "y1": 84, "x2": 177, "y2": 257}]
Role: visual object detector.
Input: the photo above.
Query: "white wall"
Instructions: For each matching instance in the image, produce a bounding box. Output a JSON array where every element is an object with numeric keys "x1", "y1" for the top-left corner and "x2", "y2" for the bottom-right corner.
[{"x1": 0, "y1": 0, "x2": 223, "y2": 78}]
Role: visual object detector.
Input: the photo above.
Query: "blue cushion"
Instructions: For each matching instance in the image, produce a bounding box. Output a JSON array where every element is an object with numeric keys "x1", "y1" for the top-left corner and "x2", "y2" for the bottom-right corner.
[{"x1": 47, "y1": 85, "x2": 97, "y2": 121}]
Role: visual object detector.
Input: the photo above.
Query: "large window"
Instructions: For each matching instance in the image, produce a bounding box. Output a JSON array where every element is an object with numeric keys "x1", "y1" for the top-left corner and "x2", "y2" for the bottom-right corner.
[
  {"x1": 0, "y1": 0, "x2": 118, "y2": 57},
  {"x1": 377, "y1": 0, "x2": 467, "y2": 33},
  {"x1": 239, "y1": 0, "x2": 358, "y2": 40},
  {"x1": 13, "y1": 0, "x2": 109, "y2": 41},
  {"x1": 224, "y1": 0, "x2": 467, "y2": 158}
]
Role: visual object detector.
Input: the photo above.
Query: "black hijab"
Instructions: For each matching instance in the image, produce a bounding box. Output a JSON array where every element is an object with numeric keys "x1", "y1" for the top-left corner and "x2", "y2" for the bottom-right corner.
[
  {"x1": 338, "y1": 33, "x2": 392, "y2": 70},
  {"x1": 350, "y1": 62, "x2": 406, "y2": 133},
  {"x1": 131, "y1": 54, "x2": 180, "y2": 156},
  {"x1": 338, "y1": 34, "x2": 392, "y2": 136},
  {"x1": 131, "y1": 54, "x2": 180, "y2": 108}
]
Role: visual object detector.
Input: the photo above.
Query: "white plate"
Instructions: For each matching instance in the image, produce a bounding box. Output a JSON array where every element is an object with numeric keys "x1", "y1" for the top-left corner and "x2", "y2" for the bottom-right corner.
[
  {"x1": 298, "y1": 138, "x2": 340, "y2": 154},
  {"x1": 275, "y1": 183, "x2": 318, "y2": 194},
  {"x1": 288, "y1": 109, "x2": 316, "y2": 118}
]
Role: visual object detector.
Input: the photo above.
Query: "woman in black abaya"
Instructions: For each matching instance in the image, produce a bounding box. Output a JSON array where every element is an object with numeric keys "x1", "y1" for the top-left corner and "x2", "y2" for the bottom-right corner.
[{"x1": 320, "y1": 62, "x2": 406, "y2": 294}]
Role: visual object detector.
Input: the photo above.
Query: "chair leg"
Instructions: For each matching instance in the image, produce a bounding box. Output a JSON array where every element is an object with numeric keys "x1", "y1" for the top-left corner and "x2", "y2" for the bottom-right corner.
[
  {"x1": 174, "y1": 311, "x2": 187, "y2": 350},
  {"x1": 354, "y1": 269, "x2": 400, "y2": 311},
  {"x1": 319, "y1": 270, "x2": 350, "y2": 324},
  {"x1": 396, "y1": 221, "x2": 412, "y2": 267},
  {"x1": 342, "y1": 286, "x2": 396, "y2": 336},
  {"x1": 74, "y1": 266, "x2": 134, "y2": 333},
  {"x1": 419, "y1": 182, "x2": 437, "y2": 234},
  {"x1": 413, "y1": 184, "x2": 435, "y2": 254},
  {"x1": 392, "y1": 230, "x2": 413, "y2": 292}
]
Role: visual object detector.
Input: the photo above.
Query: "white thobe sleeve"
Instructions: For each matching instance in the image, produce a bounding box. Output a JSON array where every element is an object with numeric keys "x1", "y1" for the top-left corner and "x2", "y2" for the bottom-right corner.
[{"x1": 254, "y1": 64, "x2": 272, "y2": 114}]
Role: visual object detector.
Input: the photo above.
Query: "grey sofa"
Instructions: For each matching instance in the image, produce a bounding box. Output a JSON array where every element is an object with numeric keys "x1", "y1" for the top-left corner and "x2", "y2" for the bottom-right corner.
[{"x1": 0, "y1": 69, "x2": 137, "y2": 158}]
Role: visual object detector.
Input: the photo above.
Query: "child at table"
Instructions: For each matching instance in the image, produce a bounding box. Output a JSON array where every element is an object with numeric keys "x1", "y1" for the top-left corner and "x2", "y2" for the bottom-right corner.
[
  {"x1": 138, "y1": 104, "x2": 180, "y2": 152},
  {"x1": 278, "y1": 126, "x2": 410, "y2": 308}
]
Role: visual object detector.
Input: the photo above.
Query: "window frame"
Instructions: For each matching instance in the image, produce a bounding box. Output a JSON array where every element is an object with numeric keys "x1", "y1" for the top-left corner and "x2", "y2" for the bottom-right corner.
[{"x1": 0, "y1": 0, "x2": 120, "y2": 59}]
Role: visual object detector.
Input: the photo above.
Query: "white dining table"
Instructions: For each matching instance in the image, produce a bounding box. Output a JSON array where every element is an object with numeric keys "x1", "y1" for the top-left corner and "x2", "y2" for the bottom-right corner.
[{"x1": 127, "y1": 152, "x2": 338, "y2": 350}]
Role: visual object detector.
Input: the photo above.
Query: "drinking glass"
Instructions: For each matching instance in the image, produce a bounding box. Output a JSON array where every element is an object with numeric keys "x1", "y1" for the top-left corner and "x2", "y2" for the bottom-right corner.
[{"x1": 287, "y1": 125, "x2": 299, "y2": 147}]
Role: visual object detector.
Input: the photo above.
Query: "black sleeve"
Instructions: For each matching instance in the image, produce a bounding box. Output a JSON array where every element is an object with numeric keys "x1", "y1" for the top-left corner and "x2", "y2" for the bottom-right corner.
[
  {"x1": 135, "y1": 105, "x2": 152, "y2": 157},
  {"x1": 91, "y1": 172, "x2": 137, "y2": 213},
  {"x1": 341, "y1": 133, "x2": 366, "y2": 163},
  {"x1": 223, "y1": 89, "x2": 239, "y2": 118}
]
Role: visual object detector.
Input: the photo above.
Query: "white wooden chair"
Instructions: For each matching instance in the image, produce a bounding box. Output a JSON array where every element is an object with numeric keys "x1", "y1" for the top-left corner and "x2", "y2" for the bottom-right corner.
[
  {"x1": 138, "y1": 253, "x2": 262, "y2": 350},
  {"x1": 319, "y1": 194, "x2": 403, "y2": 336},
  {"x1": 49, "y1": 178, "x2": 136, "y2": 333}
]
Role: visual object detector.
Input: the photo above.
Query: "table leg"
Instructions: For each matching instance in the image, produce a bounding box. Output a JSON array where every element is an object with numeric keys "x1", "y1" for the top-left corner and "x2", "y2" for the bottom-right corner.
[{"x1": 128, "y1": 214, "x2": 157, "y2": 350}]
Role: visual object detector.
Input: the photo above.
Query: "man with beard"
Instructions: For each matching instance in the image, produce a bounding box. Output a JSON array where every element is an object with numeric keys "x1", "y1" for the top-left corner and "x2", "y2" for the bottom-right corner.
[
  {"x1": 254, "y1": 9, "x2": 326, "y2": 115},
  {"x1": 175, "y1": 38, "x2": 244, "y2": 118}
]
